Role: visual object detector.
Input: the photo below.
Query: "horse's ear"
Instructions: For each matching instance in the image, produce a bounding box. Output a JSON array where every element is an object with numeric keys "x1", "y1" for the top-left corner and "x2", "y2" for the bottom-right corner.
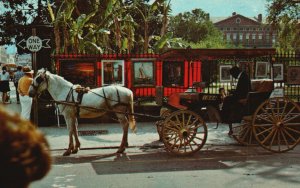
[{"x1": 39, "y1": 68, "x2": 47, "y2": 79}]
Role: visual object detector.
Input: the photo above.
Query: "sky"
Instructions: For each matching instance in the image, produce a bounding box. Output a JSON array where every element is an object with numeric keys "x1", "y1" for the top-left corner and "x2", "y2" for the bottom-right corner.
[
  {"x1": 5, "y1": 0, "x2": 269, "y2": 54},
  {"x1": 170, "y1": 0, "x2": 269, "y2": 17}
]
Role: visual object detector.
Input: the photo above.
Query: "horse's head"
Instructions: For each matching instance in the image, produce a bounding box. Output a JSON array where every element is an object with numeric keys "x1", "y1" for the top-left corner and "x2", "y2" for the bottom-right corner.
[{"x1": 29, "y1": 68, "x2": 49, "y2": 97}]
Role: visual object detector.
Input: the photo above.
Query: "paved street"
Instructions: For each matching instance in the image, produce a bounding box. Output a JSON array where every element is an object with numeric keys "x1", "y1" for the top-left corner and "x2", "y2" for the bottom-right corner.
[{"x1": 3, "y1": 82, "x2": 300, "y2": 188}]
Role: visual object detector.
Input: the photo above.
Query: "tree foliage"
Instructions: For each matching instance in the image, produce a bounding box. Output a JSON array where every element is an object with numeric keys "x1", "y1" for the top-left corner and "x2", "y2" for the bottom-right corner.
[
  {"x1": 266, "y1": 0, "x2": 300, "y2": 52},
  {"x1": 1, "y1": 0, "x2": 228, "y2": 54},
  {"x1": 0, "y1": 0, "x2": 49, "y2": 45},
  {"x1": 168, "y1": 8, "x2": 226, "y2": 48}
]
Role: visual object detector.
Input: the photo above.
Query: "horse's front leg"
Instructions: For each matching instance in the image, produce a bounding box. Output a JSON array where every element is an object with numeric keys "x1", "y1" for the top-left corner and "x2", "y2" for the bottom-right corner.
[
  {"x1": 63, "y1": 115, "x2": 81, "y2": 156},
  {"x1": 63, "y1": 131, "x2": 74, "y2": 156},
  {"x1": 117, "y1": 116, "x2": 129, "y2": 153}
]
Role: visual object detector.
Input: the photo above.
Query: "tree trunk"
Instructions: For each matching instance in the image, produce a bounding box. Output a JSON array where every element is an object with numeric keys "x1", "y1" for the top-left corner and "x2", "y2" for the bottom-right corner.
[
  {"x1": 144, "y1": 21, "x2": 149, "y2": 52},
  {"x1": 160, "y1": 11, "x2": 169, "y2": 37},
  {"x1": 54, "y1": 26, "x2": 61, "y2": 54},
  {"x1": 63, "y1": 25, "x2": 70, "y2": 54}
]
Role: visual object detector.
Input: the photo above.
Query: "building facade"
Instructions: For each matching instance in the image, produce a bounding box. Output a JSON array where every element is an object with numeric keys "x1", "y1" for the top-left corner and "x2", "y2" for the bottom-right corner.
[
  {"x1": 0, "y1": 46, "x2": 16, "y2": 64},
  {"x1": 214, "y1": 12, "x2": 276, "y2": 48}
]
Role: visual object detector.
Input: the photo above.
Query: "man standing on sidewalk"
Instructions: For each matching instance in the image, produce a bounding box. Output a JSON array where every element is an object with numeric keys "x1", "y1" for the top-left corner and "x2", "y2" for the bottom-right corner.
[
  {"x1": 18, "y1": 66, "x2": 33, "y2": 120},
  {"x1": 13, "y1": 66, "x2": 24, "y2": 104}
]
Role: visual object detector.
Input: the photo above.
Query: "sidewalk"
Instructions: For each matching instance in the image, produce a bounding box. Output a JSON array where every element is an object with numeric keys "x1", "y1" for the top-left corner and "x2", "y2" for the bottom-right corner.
[{"x1": 4, "y1": 82, "x2": 236, "y2": 151}]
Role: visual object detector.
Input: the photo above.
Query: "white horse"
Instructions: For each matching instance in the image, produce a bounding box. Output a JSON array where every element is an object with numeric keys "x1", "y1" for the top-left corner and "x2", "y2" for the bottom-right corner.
[{"x1": 29, "y1": 69, "x2": 136, "y2": 156}]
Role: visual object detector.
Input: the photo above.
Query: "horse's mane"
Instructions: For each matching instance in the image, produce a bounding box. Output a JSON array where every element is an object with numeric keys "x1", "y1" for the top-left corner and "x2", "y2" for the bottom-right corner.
[
  {"x1": 50, "y1": 72, "x2": 73, "y2": 86},
  {"x1": 38, "y1": 68, "x2": 73, "y2": 86}
]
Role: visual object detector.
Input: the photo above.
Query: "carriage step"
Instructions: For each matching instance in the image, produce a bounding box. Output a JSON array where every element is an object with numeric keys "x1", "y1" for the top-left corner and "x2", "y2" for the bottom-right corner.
[{"x1": 78, "y1": 130, "x2": 108, "y2": 136}]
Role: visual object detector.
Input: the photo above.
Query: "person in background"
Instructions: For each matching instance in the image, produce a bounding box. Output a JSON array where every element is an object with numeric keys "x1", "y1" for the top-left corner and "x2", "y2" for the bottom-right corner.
[
  {"x1": 0, "y1": 66, "x2": 11, "y2": 104},
  {"x1": 221, "y1": 66, "x2": 251, "y2": 135},
  {"x1": 0, "y1": 106, "x2": 51, "y2": 188},
  {"x1": 14, "y1": 66, "x2": 24, "y2": 104},
  {"x1": 18, "y1": 66, "x2": 34, "y2": 120}
]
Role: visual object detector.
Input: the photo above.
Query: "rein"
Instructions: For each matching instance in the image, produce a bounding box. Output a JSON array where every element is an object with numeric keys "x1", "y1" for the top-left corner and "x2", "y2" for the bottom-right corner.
[{"x1": 36, "y1": 97, "x2": 162, "y2": 120}]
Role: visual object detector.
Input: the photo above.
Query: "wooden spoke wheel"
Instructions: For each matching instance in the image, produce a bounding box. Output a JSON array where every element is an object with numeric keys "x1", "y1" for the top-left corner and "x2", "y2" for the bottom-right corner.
[
  {"x1": 232, "y1": 118, "x2": 257, "y2": 146},
  {"x1": 156, "y1": 107, "x2": 172, "y2": 141},
  {"x1": 162, "y1": 110, "x2": 207, "y2": 156},
  {"x1": 252, "y1": 97, "x2": 300, "y2": 153}
]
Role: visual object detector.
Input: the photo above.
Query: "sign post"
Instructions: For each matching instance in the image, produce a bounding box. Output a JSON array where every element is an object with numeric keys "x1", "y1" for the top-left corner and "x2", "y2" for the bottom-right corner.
[
  {"x1": 32, "y1": 28, "x2": 38, "y2": 126},
  {"x1": 17, "y1": 31, "x2": 51, "y2": 126}
]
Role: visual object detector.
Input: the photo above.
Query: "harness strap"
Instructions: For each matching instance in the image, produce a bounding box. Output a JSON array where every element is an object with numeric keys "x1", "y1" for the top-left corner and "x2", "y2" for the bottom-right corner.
[
  {"x1": 60, "y1": 86, "x2": 74, "y2": 113},
  {"x1": 116, "y1": 87, "x2": 121, "y2": 103},
  {"x1": 102, "y1": 88, "x2": 112, "y2": 110}
]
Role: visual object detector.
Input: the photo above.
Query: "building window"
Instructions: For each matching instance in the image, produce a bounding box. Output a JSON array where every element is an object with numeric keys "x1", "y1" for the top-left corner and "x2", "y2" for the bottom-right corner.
[
  {"x1": 220, "y1": 27, "x2": 223, "y2": 31},
  {"x1": 227, "y1": 27, "x2": 230, "y2": 31},
  {"x1": 253, "y1": 28, "x2": 256, "y2": 31},
  {"x1": 239, "y1": 34, "x2": 243, "y2": 40},
  {"x1": 233, "y1": 28, "x2": 237, "y2": 30},
  {"x1": 246, "y1": 33, "x2": 250, "y2": 39},
  {"x1": 240, "y1": 28, "x2": 244, "y2": 31},
  {"x1": 272, "y1": 35, "x2": 276, "y2": 44},
  {"x1": 246, "y1": 28, "x2": 250, "y2": 31},
  {"x1": 252, "y1": 34, "x2": 256, "y2": 40},
  {"x1": 266, "y1": 34, "x2": 270, "y2": 41},
  {"x1": 236, "y1": 18, "x2": 241, "y2": 23},
  {"x1": 233, "y1": 33, "x2": 237, "y2": 40},
  {"x1": 226, "y1": 33, "x2": 231, "y2": 41},
  {"x1": 258, "y1": 34, "x2": 263, "y2": 40}
]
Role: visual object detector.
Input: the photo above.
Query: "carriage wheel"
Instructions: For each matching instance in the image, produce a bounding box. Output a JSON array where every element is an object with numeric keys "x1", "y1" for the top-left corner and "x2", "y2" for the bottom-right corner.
[
  {"x1": 156, "y1": 107, "x2": 172, "y2": 141},
  {"x1": 232, "y1": 118, "x2": 257, "y2": 146},
  {"x1": 162, "y1": 110, "x2": 207, "y2": 156},
  {"x1": 252, "y1": 97, "x2": 300, "y2": 153}
]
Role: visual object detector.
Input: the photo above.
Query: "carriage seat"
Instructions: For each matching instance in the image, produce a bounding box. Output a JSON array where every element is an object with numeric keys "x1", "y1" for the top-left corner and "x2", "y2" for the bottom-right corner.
[{"x1": 240, "y1": 79, "x2": 274, "y2": 117}]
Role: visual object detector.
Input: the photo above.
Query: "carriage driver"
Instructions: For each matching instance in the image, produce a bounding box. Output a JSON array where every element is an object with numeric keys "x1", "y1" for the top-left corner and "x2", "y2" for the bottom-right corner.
[{"x1": 221, "y1": 66, "x2": 251, "y2": 135}]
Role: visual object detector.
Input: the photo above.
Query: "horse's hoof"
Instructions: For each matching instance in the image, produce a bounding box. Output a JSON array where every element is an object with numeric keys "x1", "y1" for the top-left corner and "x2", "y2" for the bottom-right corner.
[
  {"x1": 63, "y1": 151, "x2": 71, "y2": 156},
  {"x1": 116, "y1": 148, "x2": 125, "y2": 153},
  {"x1": 72, "y1": 148, "x2": 79, "y2": 154}
]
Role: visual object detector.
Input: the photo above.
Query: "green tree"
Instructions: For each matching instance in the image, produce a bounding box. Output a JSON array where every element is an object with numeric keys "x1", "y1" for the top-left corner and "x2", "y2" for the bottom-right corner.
[
  {"x1": 0, "y1": 0, "x2": 50, "y2": 46},
  {"x1": 169, "y1": 8, "x2": 226, "y2": 48},
  {"x1": 128, "y1": 0, "x2": 171, "y2": 52},
  {"x1": 266, "y1": 0, "x2": 300, "y2": 52},
  {"x1": 1, "y1": 0, "x2": 172, "y2": 54}
]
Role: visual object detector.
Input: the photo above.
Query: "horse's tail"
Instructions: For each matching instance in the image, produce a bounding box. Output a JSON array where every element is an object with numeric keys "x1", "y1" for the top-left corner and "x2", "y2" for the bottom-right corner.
[{"x1": 128, "y1": 92, "x2": 137, "y2": 133}]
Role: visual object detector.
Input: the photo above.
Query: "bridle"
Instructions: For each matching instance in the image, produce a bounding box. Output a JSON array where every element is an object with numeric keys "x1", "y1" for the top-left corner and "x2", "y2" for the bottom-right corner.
[{"x1": 31, "y1": 71, "x2": 49, "y2": 97}]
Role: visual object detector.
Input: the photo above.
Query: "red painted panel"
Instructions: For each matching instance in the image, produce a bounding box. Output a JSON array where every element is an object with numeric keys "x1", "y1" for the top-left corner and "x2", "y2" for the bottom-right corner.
[
  {"x1": 156, "y1": 61, "x2": 162, "y2": 86},
  {"x1": 126, "y1": 60, "x2": 132, "y2": 88},
  {"x1": 97, "y1": 61, "x2": 101, "y2": 86},
  {"x1": 184, "y1": 60, "x2": 189, "y2": 87}
]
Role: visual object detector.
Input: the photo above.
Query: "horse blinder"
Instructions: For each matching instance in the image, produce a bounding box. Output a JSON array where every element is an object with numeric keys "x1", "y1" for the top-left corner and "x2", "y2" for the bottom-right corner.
[{"x1": 29, "y1": 74, "x2": 46, "y2": 97}]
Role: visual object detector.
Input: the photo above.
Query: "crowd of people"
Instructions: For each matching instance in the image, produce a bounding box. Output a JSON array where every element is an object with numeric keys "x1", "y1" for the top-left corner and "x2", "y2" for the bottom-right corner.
[{"x1": 0, "y1": 65, "x2": 34, "y2": 119}]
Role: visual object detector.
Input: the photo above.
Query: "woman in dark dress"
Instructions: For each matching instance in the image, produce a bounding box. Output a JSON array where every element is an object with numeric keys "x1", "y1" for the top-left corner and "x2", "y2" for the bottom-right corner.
[{"x1": 0, "y1": 66, "x2": 11, "y2": 103}]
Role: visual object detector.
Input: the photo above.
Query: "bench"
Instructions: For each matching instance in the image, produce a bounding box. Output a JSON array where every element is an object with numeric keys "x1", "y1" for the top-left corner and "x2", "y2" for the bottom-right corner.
[{"x1": 241, "y1": 79, "x2": 274, "y2": 116}]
